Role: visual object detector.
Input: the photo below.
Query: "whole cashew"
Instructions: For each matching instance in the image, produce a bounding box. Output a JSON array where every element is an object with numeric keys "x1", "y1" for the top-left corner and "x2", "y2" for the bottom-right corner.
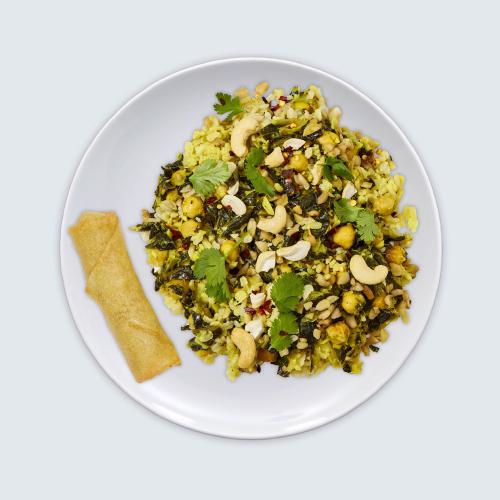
[
  {"x1": 231, "y1": 327, "x2": 256, "y2": 369},
  {"x1": 349, "y1": 254, "x2": 388, "y2": 285},
  {"x1": 231, "y1": 115, "x2": 260, "y2": 157},
  {"x1": 257, "y1": 205, "x2": 287, "y2": 234},
  {"x1": 221, "y1": 194, "x2": 247, "y2": 216},
  {"x1": 276, "y1": 240, "x2": 311, "y2": 261}
]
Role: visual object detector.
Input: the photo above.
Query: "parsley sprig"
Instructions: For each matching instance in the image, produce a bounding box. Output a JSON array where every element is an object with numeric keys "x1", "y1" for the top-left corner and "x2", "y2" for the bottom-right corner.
[
  {"x1": 189, "y1": 159, "x2": 231, "y2": 196},
  {"x1": 333, "y1": 199, "x2": 380, "y2": 243},
  {"x1": 213, "y1": 92, "x2": 244, "y2": 120},
  {"x1": 244, "y1": 147, "x2": 275, "y2": 196},
  {"x1": 193, "y1": 249, "x2": 230, "y2": 302},
  {"x1": 269, "y1": 273, "x2": 304, "y2": 350}
]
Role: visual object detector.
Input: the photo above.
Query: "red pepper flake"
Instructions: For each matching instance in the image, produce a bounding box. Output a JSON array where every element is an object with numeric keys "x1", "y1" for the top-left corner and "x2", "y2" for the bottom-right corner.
[
  {"x1": 244, "y1": 307, "x2": 256, "y2": 315},
  {"x1": 279, "y1": 95, "x2": 288, "y2": 102},
  {"x1": 282, "y1": 169, "x2": 294, "y2": 178},
  {"x1": 206, "y1": 196, "x2": 217, "y2": 205},
  {"x1": 182, "y1": 240, "x2": 189, "y2": 250},
  {"x1": 283, "y1": 146, "x2": 294, "y2": 154},
  {"x1": 269, "y1": 101, "x2": 279, "y2": 112},
  {"x1": 171, "y1": 229, "x2": 182, "y2": 240},
  {"x1": 258, "y1": 299, "x2": 273, "y2": 315},
  {"x1": 288, "y1": 231, "x2": 300, "y2": 245},
  {"x1": 240, "y1": 248, "x2": 250, "y2": 259},
  {"x1": 279, "y1": 331, "x2": 288, "y2": 336}
]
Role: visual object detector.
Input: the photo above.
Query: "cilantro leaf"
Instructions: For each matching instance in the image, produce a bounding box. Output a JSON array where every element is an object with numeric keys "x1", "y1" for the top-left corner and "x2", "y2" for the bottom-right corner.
[
  {"x1": 324, "y1": 157, "x2": 354, "y2": 182},
  {"x1": 213, "y1": 92, "x2": 244, "y2": 120},
  {"x1": 271, "y1": 273, "x2": 304, "y2": 313},
  {"x1": 269, "y1": 313, "x2": 299, "y2": 351},
  {"x1": 333, "y1": 199, "x2": 360, "y2": 223},
  {"x1": 244, "y1": 147, "x2": 275, "y2": 196},
  {"x1": 356, "y1": 210, "x2": 380, "y2": 243},
  {"x1": 193, "y1": 249, "x2": 230, "y2": 302},
  {"x1": 333, "y1": 199, "x2": 380, "y2": 243},
  {"x1": 189, "y1": 159, "x2": 231, "y2": 196}
]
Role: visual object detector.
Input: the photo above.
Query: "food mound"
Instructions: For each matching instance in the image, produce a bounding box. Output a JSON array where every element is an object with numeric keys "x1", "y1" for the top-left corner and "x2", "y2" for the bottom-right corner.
[{"x1": 135, "y1": 82, "x2": 418, "y2": 380}]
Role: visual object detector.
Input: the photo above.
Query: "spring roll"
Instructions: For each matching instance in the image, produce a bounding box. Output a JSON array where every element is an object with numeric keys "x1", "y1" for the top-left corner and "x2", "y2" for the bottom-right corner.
[{"x1": 69, "y1": 211, "x2": 180, "y2": 382}]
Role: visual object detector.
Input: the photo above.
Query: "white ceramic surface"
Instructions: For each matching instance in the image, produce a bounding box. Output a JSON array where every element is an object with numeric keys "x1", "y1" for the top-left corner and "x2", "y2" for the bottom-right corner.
[{"x1": 60, "y1": 58, "x2": 441, "y2": 439}]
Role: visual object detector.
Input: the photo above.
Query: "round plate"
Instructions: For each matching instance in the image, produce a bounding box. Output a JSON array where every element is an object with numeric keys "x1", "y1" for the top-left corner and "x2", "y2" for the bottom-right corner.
[{"x1": 60, "y1": 58, "x2": 441, "y2": 439}]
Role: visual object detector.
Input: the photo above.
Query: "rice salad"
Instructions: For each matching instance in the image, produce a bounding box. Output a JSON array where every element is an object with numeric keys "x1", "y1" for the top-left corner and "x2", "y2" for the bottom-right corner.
[{"x1": 134, "y1": 82, "x2": 419, "y2": 381}]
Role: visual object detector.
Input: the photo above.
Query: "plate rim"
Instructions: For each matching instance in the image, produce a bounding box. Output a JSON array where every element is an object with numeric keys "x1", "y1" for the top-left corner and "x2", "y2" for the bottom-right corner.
[{"x1": 59, "y1": 56, "x2": 443, "y2": 439}]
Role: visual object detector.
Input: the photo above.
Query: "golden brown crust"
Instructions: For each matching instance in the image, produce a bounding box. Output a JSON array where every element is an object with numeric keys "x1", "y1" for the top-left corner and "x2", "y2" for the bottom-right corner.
[{"x1": 69, "y1": 211, "x2": 180, "y2": 382}]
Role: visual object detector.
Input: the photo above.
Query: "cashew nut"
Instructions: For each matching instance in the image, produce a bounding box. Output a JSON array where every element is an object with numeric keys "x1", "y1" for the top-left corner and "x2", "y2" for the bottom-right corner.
[
  {"x1": 227, "y1": 181, "x2": 239, "y2": 196},
  {"x1": 257, "y1": 205, "x2": 287, "y2": 234},
  {"x1": 265, "y1": 147, "x2": 285, "y2": 167},
  {"x1": 255, "y1": 250, "x2": 276, "y2": 273},
  {"x1": 245, "y1": 318, "x2": 264, "y2": 339},
  {"x1": 250, "y1": 292, "x2": 266, "y2": 308},
  {"x1": 276, "y1": 240, "x2": 311, "y2": 261},
  {"x1": 231, "y1": 115, "x2": 260, "y2": 157},
  {"x1": 283, "y1": 138, "x2": 306, "y2": 150},
  {"x1": 349, "y1": 254, "x2": 388, "y2": 285},
  {"x1": 231, "y1": 327, "x2": 256, "y2": 369},
  {"x1": 221, "y1": 194, "x2": 246, "y2": 216},
  {"x1": 342, "y1": 182, "x2": 357, "y2": 199}
]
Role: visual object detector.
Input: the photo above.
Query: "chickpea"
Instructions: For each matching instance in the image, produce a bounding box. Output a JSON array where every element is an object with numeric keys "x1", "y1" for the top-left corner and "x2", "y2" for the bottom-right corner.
[
  {"x1": 373, "y1": 195, "x2": 395, "y2": 215},
  {"x1": 171, "y1": 170, "x2": 187, "y2": 186},
  {"x1": 386, "y1": 245, "x2": 406, "y2": 264},
  {"x1": 341, "y1": 291, "x2": 365, "y2": 314},
  {"x1": 220, "y1": 240, "x2": 239, "y2": 262},
  {"x1": 182, "y1": 195, "x2": 203, "y2": 218},
  {"x1": 215, "y1": 184, "x2": 228, "y2": 199},
  {"x1": 326, "y1": 321, "x2": 350, "y2": 345},
  {"x1": 166, "y1": 190, "x2": 180, "y2": 202},
  {"x1": 333, "y1": 224, "x2": 356, "y2": 249},
  {"x1": 180, "y1": 220, "x2": 198, "y2": 238},
  {"x1": 289, "y1": 152, "x2": 308, "y2": 172}
]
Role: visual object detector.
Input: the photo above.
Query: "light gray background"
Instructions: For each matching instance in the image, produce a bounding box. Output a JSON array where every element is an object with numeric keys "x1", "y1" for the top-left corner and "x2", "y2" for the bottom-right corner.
[{"x1": 1, "y1": 0, "x2": 498, "y2": 498}]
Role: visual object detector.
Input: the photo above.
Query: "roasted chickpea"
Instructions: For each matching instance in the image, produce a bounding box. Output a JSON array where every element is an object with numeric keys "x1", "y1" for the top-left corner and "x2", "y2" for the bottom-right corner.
[
  {"x1": 341, "y1": 291, "x2": 365, "y2": 314},
  {"x1": 171, "y1": 170, "x2": 187, "y2": 186},
  {"x1": 220, "y1": 240, "x2": 239, "y2": 262},
  {"x1": 386, "y1": 245, "x2": 406, "y2": 264},
  {"x1": 333, "y1": 224, "x2": 356, "y2": 249},
  {"x1": 180, "y1": 219, "x2": 198, "y2": 238},
  {"x1": 182, "y1": 195, "x2": 203, "y2": 218},
  {"x1": 289, "y1": 152, "x2": 308, "y2": 172},
  {"x1": 215, "y1": 184, "x2": 228, "y2": 199},
  {"x1": 373, "y1": 195, "x2": 395, "y2": 215},
  {"x1": 326, "y1": 321, "x2": 350, "y2": 345},
  {"x1": 166, "y1": 190, "x2": 180, "y2": 202}
]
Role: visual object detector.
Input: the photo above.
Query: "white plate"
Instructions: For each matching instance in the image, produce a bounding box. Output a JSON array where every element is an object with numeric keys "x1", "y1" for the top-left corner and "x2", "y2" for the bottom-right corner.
[{"x1": 60, "y1": 58, "x2": 441, "y2": 439}]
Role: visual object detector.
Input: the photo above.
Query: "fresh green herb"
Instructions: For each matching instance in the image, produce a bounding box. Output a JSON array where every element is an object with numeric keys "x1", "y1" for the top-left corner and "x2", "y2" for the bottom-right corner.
[
  {"x1": 356, "y1": 209, "x2": 380, "y2": 243},
  {"x1": 271, "y1": 273, "x2": 304, "y2": 313},
  {"x1": 189, "y1": 159, "x2": 231, "y2": 196},
  {"x1": 244, "y1": 147, "x2": 275, "y2": 196},
  {"x1": 213, "y1": 92, "x2": 244, "y2": 120},
  {"x1": 333, "y1": 199, "x2": 380, "y2": 243},
  {"x1": 333, "y1": 199, "x2": 359, "y2": 222},
  {"x1": 323, "y1": 157, "x2": 354, "y2": 182},
  {"x1": 193, "y1": 249, "x2": 230, "y2": 302},
  {"x1": 269, "y1": 313, "x2": 299, "y2": 351}
]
